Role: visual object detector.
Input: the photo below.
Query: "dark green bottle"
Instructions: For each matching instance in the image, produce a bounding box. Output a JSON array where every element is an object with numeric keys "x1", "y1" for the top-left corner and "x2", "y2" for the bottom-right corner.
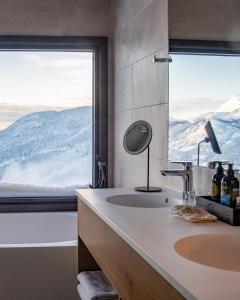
[
  {"x1": 212, "y1": 162, "x2": 225, "y2": 202},
  {"x1": 221, "y1": 163, "x2": 239, "y2": 208}
]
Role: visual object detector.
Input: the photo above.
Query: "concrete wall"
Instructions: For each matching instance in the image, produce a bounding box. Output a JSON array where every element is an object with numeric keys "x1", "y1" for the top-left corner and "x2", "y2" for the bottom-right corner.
[
  {"x1": 169, "y1": 0, "x2": 240, "y2": 41},
  {"x1": 111, "y1": 0, "x2": 169, "y2": 188},
  {"x1": 0, "y1": 0, "x2": 111, "y2": 36}
]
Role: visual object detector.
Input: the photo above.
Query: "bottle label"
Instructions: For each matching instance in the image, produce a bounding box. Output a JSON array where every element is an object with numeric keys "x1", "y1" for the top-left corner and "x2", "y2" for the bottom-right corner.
[
  {"x1": 237, "y1": 197, "x2": 240, "y2": 209},
  {"x1": 221, "y1": 194, "x2": 231, "y2": 206},
  {"x1": 212, "y1": 184, "x2": 218, "y2": 198},
  {"x1": 232, "y1": 188, "x2": 239, "y2": 194}
]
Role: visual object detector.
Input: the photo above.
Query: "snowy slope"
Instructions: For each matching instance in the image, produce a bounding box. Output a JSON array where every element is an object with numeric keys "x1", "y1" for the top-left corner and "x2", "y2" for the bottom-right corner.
[
  {"x1": 169, "y1": 96, "x2": 240, "y2": 168},
  {"x1": 218, "y1": 94, "x2": 240, "y2": 113},
  {"x1": 0, "y1": 106, "x2": 92, "y2": 186}
]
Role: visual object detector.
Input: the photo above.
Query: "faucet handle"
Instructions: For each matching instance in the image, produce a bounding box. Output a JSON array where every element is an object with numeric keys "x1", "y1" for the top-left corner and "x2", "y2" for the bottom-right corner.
[{"x1": 171, "y1": 161, "x2": 193, "y2": 170}]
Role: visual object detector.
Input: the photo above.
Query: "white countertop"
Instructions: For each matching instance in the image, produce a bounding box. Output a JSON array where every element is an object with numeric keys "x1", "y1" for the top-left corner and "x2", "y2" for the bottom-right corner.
[{"x1": 76, "y1": 188, "x2": 240, "y2": 300}]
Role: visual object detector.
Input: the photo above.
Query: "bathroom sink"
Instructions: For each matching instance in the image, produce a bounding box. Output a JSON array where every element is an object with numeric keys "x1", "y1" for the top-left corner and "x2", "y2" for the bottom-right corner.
[
  {"x1": 175, "y1": 234, "x2": 240, "y2": 272},
  {"x1": 106, "y1": 194, "x2": 180, "y2": 208}
]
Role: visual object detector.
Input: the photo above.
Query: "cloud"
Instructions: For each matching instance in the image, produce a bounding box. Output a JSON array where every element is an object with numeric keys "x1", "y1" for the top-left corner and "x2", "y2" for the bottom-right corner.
[
  {"x1": 1, "y1": 157, "x2": 92, "y2": 187},
  {"x1": 0, "y1": 52, "x2": 93, "y2": 123},
  {"x1": 23, "y1": 53, "x2": 92, "y2": 69},
  {"x1": 170, "y1": 96, "x2": 228, "y2": 119}
]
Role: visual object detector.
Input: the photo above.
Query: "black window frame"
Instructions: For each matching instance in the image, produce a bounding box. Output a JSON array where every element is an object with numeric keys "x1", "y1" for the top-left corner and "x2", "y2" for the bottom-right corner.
[
  {"x1": 0, "y1": 36, "x2": 108, "y2": 212},
  {"x1": 169, "y1": 39, "x2": 240, "y2": 56}
]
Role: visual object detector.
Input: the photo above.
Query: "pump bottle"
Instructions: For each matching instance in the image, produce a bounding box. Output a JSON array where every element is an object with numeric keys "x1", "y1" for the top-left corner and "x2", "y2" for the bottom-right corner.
[
  {"x1": 221, "y1": 163, "x2": 239, "y2": 208},
  {"x1": 212, "y1": 162, "x2": 225, "y2": 202}
]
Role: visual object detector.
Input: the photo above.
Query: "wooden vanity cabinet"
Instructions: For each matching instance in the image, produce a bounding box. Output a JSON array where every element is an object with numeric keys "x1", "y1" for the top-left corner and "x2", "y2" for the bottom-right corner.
[{"x1": 78, "y1": 198, "x2": 185, "y2": 300}]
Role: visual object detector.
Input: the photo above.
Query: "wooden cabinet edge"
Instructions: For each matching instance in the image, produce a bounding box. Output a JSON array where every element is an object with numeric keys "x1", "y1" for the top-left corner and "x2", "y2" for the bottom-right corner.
[{"x1": 78, "y1": 197, "x2": 185, "y2": 300}]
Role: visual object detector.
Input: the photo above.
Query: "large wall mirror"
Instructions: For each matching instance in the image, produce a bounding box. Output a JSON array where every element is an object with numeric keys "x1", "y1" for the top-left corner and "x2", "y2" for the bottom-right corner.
[{"x1": 169, "y1": 40, "x2": 240, "y2": 168}]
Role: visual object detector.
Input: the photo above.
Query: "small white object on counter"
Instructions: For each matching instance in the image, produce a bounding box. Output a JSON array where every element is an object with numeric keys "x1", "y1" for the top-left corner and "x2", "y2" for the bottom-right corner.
[{"x1": 172, "y1": 205, "x2": 217, "y2": 223}]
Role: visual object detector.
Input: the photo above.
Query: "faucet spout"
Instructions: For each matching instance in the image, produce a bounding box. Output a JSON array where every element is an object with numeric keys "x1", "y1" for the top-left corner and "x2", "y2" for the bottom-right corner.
[{"x1": 160, "y1": 162, "x2": 193, "y2": 200}]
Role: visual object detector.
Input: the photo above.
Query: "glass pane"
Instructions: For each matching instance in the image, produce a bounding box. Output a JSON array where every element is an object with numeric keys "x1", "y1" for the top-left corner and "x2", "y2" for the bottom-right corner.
[
  {"x1": 169, "y1": 54, "x2": 240, "y2": 168},
  {"x1": 0, "y1": 51, "x2": 92, "y2": 188}
]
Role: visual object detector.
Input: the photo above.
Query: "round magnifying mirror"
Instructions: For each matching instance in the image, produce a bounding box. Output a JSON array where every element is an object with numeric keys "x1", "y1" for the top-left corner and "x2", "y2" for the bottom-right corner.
[
  {"x1": 123, "y1": 120, "x2": 162, "y2": 193},
  {"x1": 123, "y1": 120, "x2": 152, "y2": 155}
]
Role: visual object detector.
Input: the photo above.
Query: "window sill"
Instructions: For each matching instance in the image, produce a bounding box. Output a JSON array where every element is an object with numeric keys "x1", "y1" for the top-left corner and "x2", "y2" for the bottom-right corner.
[{"x1": 0, "y1": 196, "x2": 77, "y2": 212}]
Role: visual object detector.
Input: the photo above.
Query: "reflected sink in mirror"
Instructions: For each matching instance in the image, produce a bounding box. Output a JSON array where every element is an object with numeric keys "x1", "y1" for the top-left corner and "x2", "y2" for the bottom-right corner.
[
  {"x1": 175, "y1": 234, "x2": 240, "y2": 272},
  {"x1": 106, "y1": 194, "x2": 180, "y2": 208}
]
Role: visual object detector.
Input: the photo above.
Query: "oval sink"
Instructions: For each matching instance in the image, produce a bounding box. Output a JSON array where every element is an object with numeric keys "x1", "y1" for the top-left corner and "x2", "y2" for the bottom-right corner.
[
  {"x1": 175, "y1": 234, "x2": 240, "y2": 272},
  {"x1": 106, "y1": 194, "x2": 179, "y2": 208}
]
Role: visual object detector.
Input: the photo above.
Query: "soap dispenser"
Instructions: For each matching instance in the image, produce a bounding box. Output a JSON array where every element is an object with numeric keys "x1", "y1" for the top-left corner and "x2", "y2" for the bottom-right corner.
[
  {"x1": 212, "y1": 162, "x2": 225, "y2": 202},
  {"x1": 221, "y1": 163, "x2": 239, "y2": 208}
]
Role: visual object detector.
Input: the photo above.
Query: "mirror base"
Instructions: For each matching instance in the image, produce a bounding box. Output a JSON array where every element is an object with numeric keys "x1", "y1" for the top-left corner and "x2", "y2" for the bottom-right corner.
[{"x1": 134, "y1": 186, "x2": 162, "y2": 193}]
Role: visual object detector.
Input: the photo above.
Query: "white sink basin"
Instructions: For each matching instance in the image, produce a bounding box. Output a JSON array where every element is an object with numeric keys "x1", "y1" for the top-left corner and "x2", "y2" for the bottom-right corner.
[
  {"x1": 106, "y1": 194, "x2": 180, "y2": 208},
  {"x1": 175, "y1": 234, "x2": 240, "y2": 272}
]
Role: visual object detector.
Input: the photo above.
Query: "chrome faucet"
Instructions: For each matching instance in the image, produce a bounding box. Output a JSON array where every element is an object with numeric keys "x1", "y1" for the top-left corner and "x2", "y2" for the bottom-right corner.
[{"x1": 160, "y1": 162, "x2": 193, "y2": 200}]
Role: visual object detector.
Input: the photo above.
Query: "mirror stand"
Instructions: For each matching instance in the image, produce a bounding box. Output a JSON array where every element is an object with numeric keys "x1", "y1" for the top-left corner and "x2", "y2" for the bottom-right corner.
[{"x1": 135, "y1": 146, "x2": 162, "y2": 193}]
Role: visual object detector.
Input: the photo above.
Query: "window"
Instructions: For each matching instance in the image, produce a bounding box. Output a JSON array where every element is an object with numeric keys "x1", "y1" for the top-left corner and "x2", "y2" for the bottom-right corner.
[
  {"x1": 0, "y1": 51, "x2": 93, "y2": 187},
  {"x1": 0, "y1": 36, "x2": 108, "y2": 210},
  {"x1": 169, "y1": 40, "x2": 240, "y2": 168}
]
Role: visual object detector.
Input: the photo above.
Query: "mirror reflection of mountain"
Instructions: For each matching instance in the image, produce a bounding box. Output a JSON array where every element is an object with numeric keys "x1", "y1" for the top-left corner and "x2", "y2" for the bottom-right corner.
[{"x1": 169, "y1": 95, "x2": 240, "y2": 168}]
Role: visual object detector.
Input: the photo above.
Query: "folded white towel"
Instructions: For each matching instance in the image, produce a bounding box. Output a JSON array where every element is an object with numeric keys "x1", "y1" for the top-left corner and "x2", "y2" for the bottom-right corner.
[
  {"x1": 172, "y1": 205, "x2": 217, "y2": 223},
  {"x1": 77, "y1": 271, "x2": 119, "y2": 300},
  {"x1": 77, "y1": 284, "x2": 89, "y2": 300}
]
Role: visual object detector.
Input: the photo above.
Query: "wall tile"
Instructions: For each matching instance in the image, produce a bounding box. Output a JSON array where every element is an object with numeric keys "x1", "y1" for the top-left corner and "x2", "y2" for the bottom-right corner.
[
  {"x1": 133, "y1": 48, "x2": 168, "y2": 109},
  {"x1": 113, "y1": 21, "x2": 133, "y2": 71},
  {"x1": 113, "y1": 0, "x2": 168, "y2": 71},
  {"x1": 114, "y1": 150, "x2": 145, "y2": 187},
  {"x1": 132, "y1": 104, "x2": 168, "y2": 161},
  {"x1": 0, "y1": 0, "x2": 59, "y2": 35},
  {"x1": 111, "y1": 0, "x2": 154, "y2": 34},
  {"x1": 114, "y1": 110, "x2": 133, "y2": 156},
  {"x1": 0, "y1": 0, "x2": 111, "y2": 36},
  {"x1": 114, "y1": 66, "x2": 133, "y2": 113},
  {"x1": 130, "y1": 0, "x2": 168, "y2": 63},
  {"x1": 169, "y1": 0, "x2": 240, "y2": 41},
  {"x1": 59, "y1": 0, "x2": 111, "y2": 36},
  {"x1": 114, "y1": 151, "x2": 168, "y2": 188},
  {"x1": 114, "y1": 152, "x2": 167, "y2": 188}
]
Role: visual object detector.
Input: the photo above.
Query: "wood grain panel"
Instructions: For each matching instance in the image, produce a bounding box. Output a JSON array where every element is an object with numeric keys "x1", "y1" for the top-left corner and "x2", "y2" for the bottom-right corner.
[
  {"x1": 78, "y1": 199, "x2": 185, "y2": 300},
  {"x1": 78, "y1": 237, "x2": 100, "y2": 273}
]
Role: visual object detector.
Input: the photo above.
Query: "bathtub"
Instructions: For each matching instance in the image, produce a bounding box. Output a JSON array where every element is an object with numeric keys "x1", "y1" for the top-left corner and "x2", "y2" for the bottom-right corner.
[{"x1": 0, "y1": 212, "x2": 78, "y2": 300}]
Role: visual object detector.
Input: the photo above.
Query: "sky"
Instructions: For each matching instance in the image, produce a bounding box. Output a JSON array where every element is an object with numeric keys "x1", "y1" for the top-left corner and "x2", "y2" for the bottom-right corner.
[
  {"x1": 0, "y1": 51, "x2": 92, "y2": 129},
  {"x1": 169, "y1": 54, "x2": 240, "y2": 119}
]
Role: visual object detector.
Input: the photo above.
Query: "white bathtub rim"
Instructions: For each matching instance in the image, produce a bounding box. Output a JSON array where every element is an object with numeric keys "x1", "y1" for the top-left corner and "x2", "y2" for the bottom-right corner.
[{"x1": 0, "y1": 239, "x2": 78, "y2": 248}]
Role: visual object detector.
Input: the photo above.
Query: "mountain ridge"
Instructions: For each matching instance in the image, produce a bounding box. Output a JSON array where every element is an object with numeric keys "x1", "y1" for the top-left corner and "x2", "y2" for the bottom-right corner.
[
  {"x1": 169, "y1": 96, "x2": 240, "y2": 167},
  {"x1": 0, "y1": 106, "x2": 92, "y2": 186}
]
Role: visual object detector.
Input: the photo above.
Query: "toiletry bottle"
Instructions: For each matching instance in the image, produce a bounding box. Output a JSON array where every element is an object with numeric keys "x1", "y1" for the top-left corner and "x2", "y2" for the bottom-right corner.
[
  {"x1": 212, "y1": 162, "x2": 225, "y2": 202},
  {"x1": 221, "y1": 163, "x2": 239, "y2": 208}
]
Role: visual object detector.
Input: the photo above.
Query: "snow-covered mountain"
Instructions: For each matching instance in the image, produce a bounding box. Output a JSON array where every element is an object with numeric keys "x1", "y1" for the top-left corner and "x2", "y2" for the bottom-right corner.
[
  {"x1": 218, "y1": 94, "x2": 240, "y2": 113},
  {"x1": 169, "y1": 95, "x2": 240, "y2": 168},
  {"x1": 0, "y1": 106, "x2": 92, "y2": 186}
]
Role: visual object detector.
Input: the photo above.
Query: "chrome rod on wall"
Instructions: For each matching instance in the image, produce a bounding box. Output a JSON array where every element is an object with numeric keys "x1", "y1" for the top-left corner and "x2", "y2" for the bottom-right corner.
[{"x1": 153, "y1": 55, "x2": 172, "y2": 63}]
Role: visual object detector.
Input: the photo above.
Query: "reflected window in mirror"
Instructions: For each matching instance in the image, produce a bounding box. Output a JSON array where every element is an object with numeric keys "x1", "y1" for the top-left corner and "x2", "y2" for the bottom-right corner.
[{"x1": 169, "y1": 54, "x2": 240, "y2": 168}]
